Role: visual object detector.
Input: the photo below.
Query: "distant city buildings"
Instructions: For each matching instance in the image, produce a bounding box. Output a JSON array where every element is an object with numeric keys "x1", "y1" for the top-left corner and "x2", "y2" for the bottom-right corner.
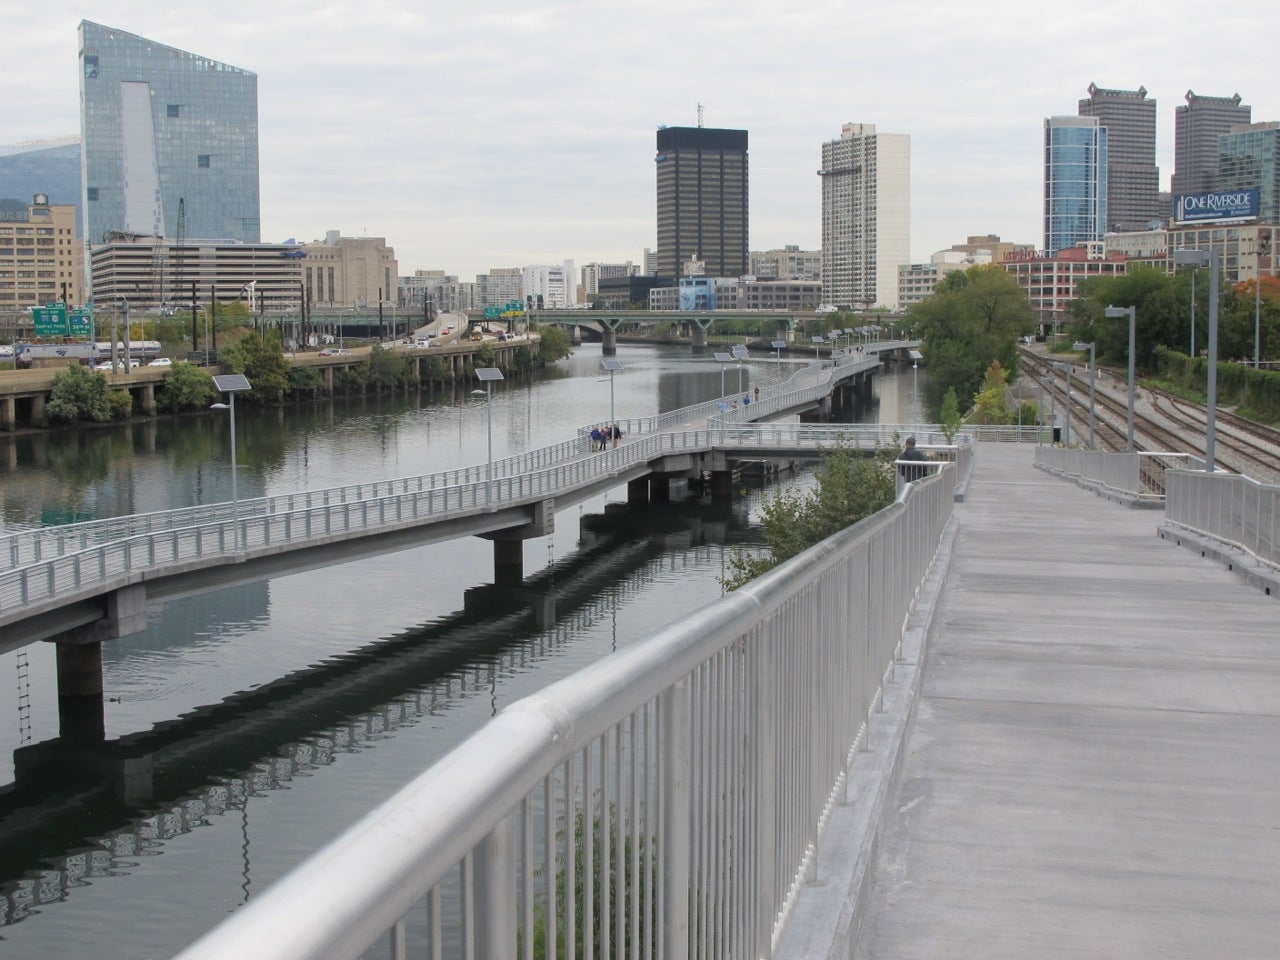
[
  {"x1": 0, "y1": 195, "x2": 82, "y2": 312},
  {"x1": 1172, "y1": 91, "x2": 1251, "y2": 199},
  {"x1": 897, "y1": 236, "x2": 1036, "y2": 308},
  {"x1": 1218, "y1": 122, "x2": 1280, "y2": 224},
  {"x1": 475, "y1": 268, "x2": 523, "y2": 308},
  {"x1": 301, "y1": 230, "x2": 398, "y2": 308},
  {"x1": 819, "y1": 123, "x2": 910, "y2": 310},
  {"x1": 749, "y1": 245, "x2": 821, "y2": 281},
  {"x1": 1043, "y1": 116, "x2": 1108, "y2": 255},
  {"x1": 89, "y1": 239, "x2": 299, "y2": 309},
  {"x1": 79, "y1": 21, "x2": 260, "y2": 247},
  {"x1": 581, "y1": 262, "x2": 638, "y2": 298},
  {"x1": 0, "y1": 138, "x2": 82, "y2": 227},
  {"x1": 1078, "y1": 84, "x2": 1160, "y2": 231},
  {"x1": 1001, "y1": 245, "x2": 1127, "y2": 331},
  {"x1": 654, "y1": 126, "x2": 749, "y2": 280},
  {"x1": 523, "y1": 261, "x2": 576, "y2": 309}
]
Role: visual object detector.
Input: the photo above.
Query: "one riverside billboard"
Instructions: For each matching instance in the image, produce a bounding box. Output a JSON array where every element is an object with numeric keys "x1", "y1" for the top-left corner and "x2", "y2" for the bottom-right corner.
[{"x1": 1174, "y1": 189, "x2": 1259, "y2": 224}]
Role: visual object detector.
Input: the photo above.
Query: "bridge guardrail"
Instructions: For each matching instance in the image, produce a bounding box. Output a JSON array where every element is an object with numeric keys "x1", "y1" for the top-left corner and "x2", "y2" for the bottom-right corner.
[
  {"x1": 0, "y1": 424, "x2": 941, "y2": 624},
  {"x1": 0, "y1": 356, "x2": 876, "y2": 573},
  {"x1": 1034, "y1": 447, "x2": 1203, "y2": 500},
  {"x1": 170, "y1": 463, "x2": 956, "y2": 960},
  {"x1": 1164, "y1": 469, "x2": 1280, "y2": 571}
]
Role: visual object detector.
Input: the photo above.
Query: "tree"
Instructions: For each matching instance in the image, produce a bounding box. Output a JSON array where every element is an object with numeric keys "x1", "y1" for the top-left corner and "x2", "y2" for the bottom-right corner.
[
  {"x1": 536, "y1": 325, "x2": 572, "y2": 363},
  {"x1": 907, "y1": 264, "x2": 1034, "y2": 411},
  {"x1": 971, "y1": 359, "x2": 1014, "y2": 425},
  {"x1": 220, "y1": 329, "x2": 289, "y2": 402},
  {"x1": 48, "y1": 364, "x2": 113, "y2": 423},
  {"x1": 723, "y1": 446, "x2": 895, "y2": 590},
  {"x1": 157, "y1": 362, "x2": 216, "y2": 412},
  {"x1": 939, "y1": 387, "x2": 962, "y2": 441}
]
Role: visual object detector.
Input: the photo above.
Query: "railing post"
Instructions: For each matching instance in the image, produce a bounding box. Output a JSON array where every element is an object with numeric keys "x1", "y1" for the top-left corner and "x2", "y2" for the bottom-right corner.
[
  {"x1": 474, "y1": 813, "x2": 516, "y2": 960},
  {"x1": 661, "y1": 678, "x2": 691, "y2": 960}
]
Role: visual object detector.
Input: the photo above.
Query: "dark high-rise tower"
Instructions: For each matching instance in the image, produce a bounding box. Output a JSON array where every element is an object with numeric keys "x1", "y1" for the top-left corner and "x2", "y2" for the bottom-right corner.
[
  {"x1": 654, "y1": 126, "x2": 748, "y2": 280},
  {"x1": 1172, "y1": 90, "x2": 1251, "y2": 198},
  {"x1": 1078, "y1": 83, "x2": 1159, "y2": 231}
]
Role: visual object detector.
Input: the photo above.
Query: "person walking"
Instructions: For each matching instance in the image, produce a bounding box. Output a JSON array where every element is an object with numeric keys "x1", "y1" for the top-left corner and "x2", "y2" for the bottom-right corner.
[{"x1": 612, "y1": 423, "x2": 623, "y2": 449}]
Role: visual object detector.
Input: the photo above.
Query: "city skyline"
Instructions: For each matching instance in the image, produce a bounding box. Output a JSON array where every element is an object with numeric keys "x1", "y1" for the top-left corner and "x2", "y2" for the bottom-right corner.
[{"x1": 6, "y1": 2, "x2": 1280, "y2": 281}]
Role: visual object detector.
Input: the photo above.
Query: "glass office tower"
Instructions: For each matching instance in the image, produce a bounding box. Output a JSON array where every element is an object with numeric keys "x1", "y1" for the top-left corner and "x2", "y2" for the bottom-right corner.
[
  {"x1": 1043, "y1": 116, "x2": 1107, "y2": 255},
  {"x1": 78, "y1": 20, "x2": 260, "y2": 244}
]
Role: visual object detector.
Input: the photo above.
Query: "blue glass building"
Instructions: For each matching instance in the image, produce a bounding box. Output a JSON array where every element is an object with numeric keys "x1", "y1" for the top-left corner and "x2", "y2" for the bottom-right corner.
[
  {"x1": 1219, "y1": 123, "x2": 1280, "y2": 224},
  {"x1": 1043, "y1": 117, "x2": 1107, "y2": 255},
  {"x1": 78, "y1": 21, "x2": 260, "y2": 245}
]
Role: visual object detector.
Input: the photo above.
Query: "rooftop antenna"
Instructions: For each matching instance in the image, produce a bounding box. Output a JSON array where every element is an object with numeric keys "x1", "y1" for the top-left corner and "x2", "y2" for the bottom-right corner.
[{"x1": 697, "y1": 102, "x2": 704, "y2": 127}]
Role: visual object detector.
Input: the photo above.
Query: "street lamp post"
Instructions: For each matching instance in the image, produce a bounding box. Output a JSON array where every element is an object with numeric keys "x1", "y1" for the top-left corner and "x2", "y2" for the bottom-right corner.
[
  {"x1": 1104, "y1": 305, "x2": 1137, "y2": 452},
  {"x1": 1054, "y1": 362, "x2": 1073, "y2": 448},
  {"x1": 1172, "y1": 249, "x2": 1220, "y2": 471},
  {"x1": 211, "y1": 374, "x2": 252, "y2": 553},
  {"x1": 473, "y1": 367, "x2": 504, "y2": 501},
  {"x1": 731, "y1": 345, "x2": 749, "y2": 396},
  {"x1": 713, "y1": 351, "x2": 732, "y2": 400},
  {"x1": 600, "y1": 358, "x2": 622, "y2": 435},
  {"x1": 1073, "y1": 340, "x2": 1097, "y2": 449},
  {"x1": 771, "y1": 340, "x2": 786, "y2": 382}
]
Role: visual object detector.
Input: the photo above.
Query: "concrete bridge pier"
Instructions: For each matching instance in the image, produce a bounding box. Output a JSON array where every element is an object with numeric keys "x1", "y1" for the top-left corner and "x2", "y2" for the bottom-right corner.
[
  {"x1": 650, "y1": 475, "x2": 672, "y2": 502},
  {"x1": 55, "y1": 642, "x2": 106, "y2": 742},
  {"x1": 570, "y1": 325, "x2": 582, "y2": 345},
  {"x1": 1, "y1": 395, "x2": 14, "y2": 432},
  {"x1": 491, "y1": 539, "x2": 524, "y2": 586},
  {"x1": 600, "y1": 320, "x2": 620, "y2": 355},
  {"x1": 628, "y1": 477, "x2": 650, "y2": 505},
  {"x1": 691, "y1": 320, "x2": 712, "y2": 350},
  {"x1": 30, "y1": 394, "x2": 47, "y2": 428},
  {"x1": 708, "y1": 470, "x2": 734, "y2": 498}
]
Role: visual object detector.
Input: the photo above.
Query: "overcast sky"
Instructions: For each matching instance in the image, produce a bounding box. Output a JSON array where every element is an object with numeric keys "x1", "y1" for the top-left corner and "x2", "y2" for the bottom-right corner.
[{"x1": 6, "y1": 2, "x2": 1278, "y2": 281}]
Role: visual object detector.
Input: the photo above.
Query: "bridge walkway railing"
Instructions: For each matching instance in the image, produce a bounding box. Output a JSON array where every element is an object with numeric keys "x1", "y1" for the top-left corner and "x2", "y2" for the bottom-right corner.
[
  {"x1": 0, "y1": 353, "x2": 877, "y2": 574},
  {"x1": 170, "y1": 460, "x2": 958, "y2": 960}
]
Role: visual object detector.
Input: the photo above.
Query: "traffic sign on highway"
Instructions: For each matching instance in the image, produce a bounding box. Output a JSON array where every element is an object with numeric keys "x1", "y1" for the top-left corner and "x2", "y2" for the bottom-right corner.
[
  {"x1": 32, "y1": 303, "x2": 68, "y2": 337},
  {"x1": 69, "y1": 308, "x2": 93, "y2": 338}
]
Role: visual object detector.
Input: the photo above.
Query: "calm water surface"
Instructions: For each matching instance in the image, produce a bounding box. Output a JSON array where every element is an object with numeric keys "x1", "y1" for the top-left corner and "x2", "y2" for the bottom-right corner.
[{"x1": 0, "y1": 345, "x2": 928, "y2": 958}]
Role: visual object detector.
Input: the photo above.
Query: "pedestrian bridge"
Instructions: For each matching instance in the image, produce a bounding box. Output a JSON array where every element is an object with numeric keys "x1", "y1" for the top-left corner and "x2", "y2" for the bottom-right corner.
[
  {"x1": 170, "y1": 438, "x2": 1280, "y2": 960},
  {"x1": 0, "y1": 353, "x2": 882, "y2": 652}
]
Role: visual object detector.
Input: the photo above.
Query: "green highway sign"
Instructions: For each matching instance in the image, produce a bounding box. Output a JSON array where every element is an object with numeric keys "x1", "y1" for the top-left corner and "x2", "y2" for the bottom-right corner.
[
  {"x1": 32, "y1": 303, "x2": 69, "y2": 337},
  {"x1": 69, "y1": 309, "x2": 94, "y2": 337}
]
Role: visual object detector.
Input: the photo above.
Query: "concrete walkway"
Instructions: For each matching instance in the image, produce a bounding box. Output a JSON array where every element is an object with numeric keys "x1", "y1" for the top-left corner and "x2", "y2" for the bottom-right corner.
[{"x1": 855, "y1": 442, "x2": 1280, "y2": 959}]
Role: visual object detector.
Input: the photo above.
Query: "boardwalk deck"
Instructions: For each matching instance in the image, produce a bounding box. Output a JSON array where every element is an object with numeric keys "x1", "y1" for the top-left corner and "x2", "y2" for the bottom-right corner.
[{"x1": 854, "y1": 442, "x2": 1280, "y2": 958}]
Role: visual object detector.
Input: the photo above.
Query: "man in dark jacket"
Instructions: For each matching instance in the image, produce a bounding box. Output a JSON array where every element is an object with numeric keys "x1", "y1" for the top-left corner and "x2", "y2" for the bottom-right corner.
[{"x1": 898, "y1": 435, "x2": 929, "y2": 481}]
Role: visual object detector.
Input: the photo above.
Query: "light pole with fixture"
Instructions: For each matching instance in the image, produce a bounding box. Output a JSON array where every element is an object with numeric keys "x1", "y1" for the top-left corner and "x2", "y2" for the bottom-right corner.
[
  {"x1": 713, "y1": 351, "x2": 732, "y2": 400},
  {"x1": 473, "y1": 367, "x2": 504, "y2": 500},
  {"x1": 211, "y1": 373, "x2": 252, "y2": 553},
  {"x1": 1073, "y1": 340, "x2": 1097, "y2": 449},
  {"x1": 1103, "y1": 305, "x2": 1137, "y2": 452},
  {"x1": 1171, "y1": 248, "x2": 1220, "y2": 471},
  {"x1": 731, "y1": 344, "x2": 749, "y2": 396},
  {"x1": 600, "y1": 358, "x2": 622, "y2": 435},
  {"x1": 771, "y1": 340, "x2": 786, "y2": 381}
]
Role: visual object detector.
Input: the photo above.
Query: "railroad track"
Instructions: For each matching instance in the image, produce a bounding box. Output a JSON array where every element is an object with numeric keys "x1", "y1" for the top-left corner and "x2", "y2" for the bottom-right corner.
[{"x1": 1018, "y1": 350, "x2": 1280, "y2": 483}]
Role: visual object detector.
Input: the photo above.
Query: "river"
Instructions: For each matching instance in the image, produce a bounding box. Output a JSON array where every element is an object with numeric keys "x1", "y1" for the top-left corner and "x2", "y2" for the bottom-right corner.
[{"x1": 0, "y1": 343, "x2": 929, "y2": 958}]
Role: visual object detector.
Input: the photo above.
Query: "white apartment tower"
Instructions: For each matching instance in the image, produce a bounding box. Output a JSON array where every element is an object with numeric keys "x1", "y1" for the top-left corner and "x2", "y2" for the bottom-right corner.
[{"x1": 819, "y1": 123, "x2": 910, "y2": 310}]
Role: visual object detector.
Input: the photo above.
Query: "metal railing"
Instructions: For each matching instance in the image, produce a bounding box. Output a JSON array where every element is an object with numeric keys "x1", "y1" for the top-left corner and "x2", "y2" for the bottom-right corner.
[
  {"x1": 1034, "y1": 447, "x2": 1204, "y2": 500},
  {"x1": 1164, "y1": 469, "x2": 1280, "y2": 571},
  {"x1": 0, "y1": 424, "x2": 949, "y2": 626},
  {"x1": 171, "y1": 464, "x2": 957, "y2": 960},
  {"x1": 0, "y1": 356, "x2": 877, "y2": 574}
]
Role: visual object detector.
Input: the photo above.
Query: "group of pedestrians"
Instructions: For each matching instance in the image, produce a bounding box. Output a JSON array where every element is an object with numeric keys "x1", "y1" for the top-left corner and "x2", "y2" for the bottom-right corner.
[{"x1": 589, "y1": 423, "x2": 623, "y2": 451}]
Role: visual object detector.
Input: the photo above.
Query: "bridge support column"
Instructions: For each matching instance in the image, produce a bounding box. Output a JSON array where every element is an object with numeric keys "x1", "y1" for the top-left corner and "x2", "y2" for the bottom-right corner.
[
  {"x1": 627, "y1": 477, "x2": 649, "y2": 505},
  {"x1": 30, "y1": 394, "x2": 48, "y2": 427},
  {"x1": 601, "y1": 322, "x2": 618, "y2": 355},
  {"x1": 55, "y1": 641, "x2": 105, "y2": 743},
  {"x1": 323, "y1": 366, "x2": 334, "y2": 391},
  {"x1": 570, "y1": 325, "x2": 582, "y2": 345},
  {"x1": 492, "y1": 538, "x2": 524, "y2": 586},
  {"x1": 650, "y1": 476, "x2": 671, "y2": 501},
  {"x1": 0, "y1": 395, "x2": 14, "y2": 432},
  {"x1": 708, "y1": 470, "x2": 733, "y2": 498},
  {"x1": 691, "y1": 320, "x2": 710, "y2": 350},
  {"x1": 137, "y1": 383, "x2": 156, "y2": 415}
]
